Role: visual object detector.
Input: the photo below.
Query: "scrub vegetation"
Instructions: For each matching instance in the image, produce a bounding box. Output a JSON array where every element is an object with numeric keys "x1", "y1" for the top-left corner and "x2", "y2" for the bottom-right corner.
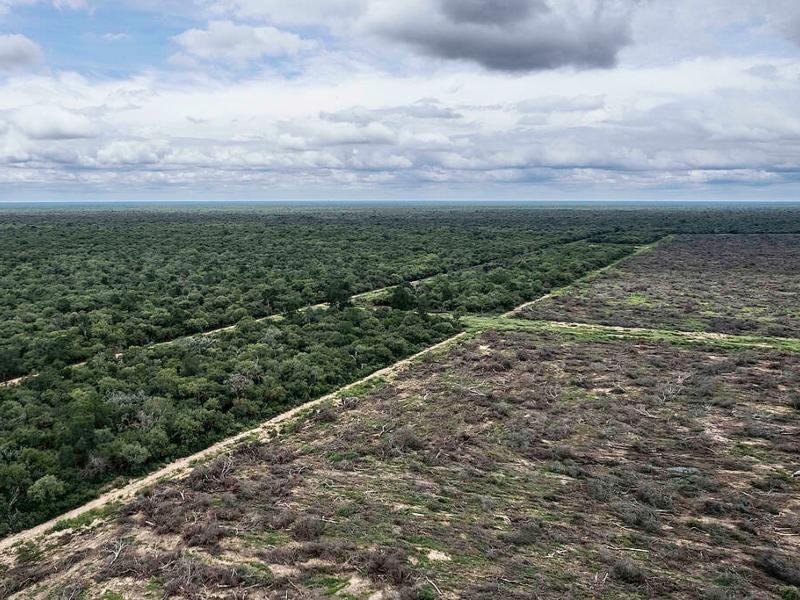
[
  {"x1": 3, "y1": 206, "x2": 799, "y2": 381},
  {"x1": 359, "y1": 240, "x2": 635, "y2": 314}
]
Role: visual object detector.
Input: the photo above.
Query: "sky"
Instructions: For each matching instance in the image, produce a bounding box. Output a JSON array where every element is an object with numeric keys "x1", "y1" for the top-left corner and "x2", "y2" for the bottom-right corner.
[{"x1": 0, "y1": 0, "x2": 799, "y2": 201}]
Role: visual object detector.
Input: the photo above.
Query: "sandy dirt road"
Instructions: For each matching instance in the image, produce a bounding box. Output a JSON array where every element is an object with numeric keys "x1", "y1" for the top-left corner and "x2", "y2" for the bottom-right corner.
[{"x1": 0, "y1": 331, "x2": 470, "y2": 552}]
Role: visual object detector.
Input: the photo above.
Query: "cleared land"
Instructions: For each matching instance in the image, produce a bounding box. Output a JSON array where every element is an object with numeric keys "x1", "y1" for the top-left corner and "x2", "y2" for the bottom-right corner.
[
  {"x1": 521, "y1": 235, "x2": 800, "y2": 337},
  {"x1": 2, "y1": 329, "x2": 799, "y2": 599}
]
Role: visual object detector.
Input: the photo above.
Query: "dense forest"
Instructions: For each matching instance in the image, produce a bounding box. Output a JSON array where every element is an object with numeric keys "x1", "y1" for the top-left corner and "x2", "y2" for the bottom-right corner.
[{"x1": 2, "y1": 204, "x2": 800, "y2": 536}]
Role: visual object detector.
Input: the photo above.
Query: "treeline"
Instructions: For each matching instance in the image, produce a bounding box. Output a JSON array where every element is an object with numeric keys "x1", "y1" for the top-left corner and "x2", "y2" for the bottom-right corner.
[
  {"x1": 0, "y1": 308, "x2": 460, "y2": 535},
  {"x1": 371, "y1": 242, "x2": 635, "y2": 314}
]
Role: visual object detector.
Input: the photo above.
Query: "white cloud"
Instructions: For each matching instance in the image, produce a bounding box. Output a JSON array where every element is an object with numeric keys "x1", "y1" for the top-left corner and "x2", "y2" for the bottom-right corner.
[
  {"x1": 516, "y1": 95, "x2": 605, "y2": 113},
  {"x1": 202, "y1": 0, "x2": 366, "y2": 28},
  {"x1": 2, "y1": 51, "x2": 798, "y2": 198},
  {"x1": 171, "y1": 20, "x2": 316, "y2": 64},
  {"x1": 0, "y1": 34, "x2": 42, "y2": 71},
  {"x1": 52, "y1": 0, "x2": 87, "y2": 8},
  {"x1": 96, "y1": 139, "x2": 168, "y2": 165},
  {"x1": 0, "y1": 0, "x2": 88, "y2": 14},
  {"x1": 7, "y1": 105, "x2": 98, "y2": 139},
  {"x1": 102, "y1": 32, "x2": 130, "y2": 41}
]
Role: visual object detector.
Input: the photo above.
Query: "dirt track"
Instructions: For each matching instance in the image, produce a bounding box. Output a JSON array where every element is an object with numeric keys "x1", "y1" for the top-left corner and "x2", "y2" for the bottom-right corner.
[
  {"x1": 0, "y1": 331, "x2": 469, "y2": 552},
  {"x1": 503, "y1": 237, "x2": 668, "y2": 318}
]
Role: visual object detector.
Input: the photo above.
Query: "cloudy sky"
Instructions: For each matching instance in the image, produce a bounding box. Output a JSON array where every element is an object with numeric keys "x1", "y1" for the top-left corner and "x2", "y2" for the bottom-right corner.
[{"x1": 1, "y1": 0, "x2": 799, "y2": 201}]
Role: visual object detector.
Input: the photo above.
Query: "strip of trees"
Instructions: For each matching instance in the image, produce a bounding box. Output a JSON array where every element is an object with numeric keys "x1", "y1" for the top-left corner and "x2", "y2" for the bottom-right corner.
[{"x1": 380, "y1": 242, "x2": 635, "y2": 314}]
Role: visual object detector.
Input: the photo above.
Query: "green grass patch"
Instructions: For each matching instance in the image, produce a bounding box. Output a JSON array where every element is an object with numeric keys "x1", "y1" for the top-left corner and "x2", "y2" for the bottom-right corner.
[
  {"x1": 50, "y1": 503, "x2": 121, "y2": 533},
  {"x1": 337, "y1": 376, "x2": 388, "y2": 400},
  {"x1": 461, "y1": 316, "x2": 800, "y2": 353},
  {"x1": 240, "y1": 530, "x2": 291, "y2": 547},
  {"x1": 306, "y1": 574, "x2": 350, "y2": 595},
  {"x1": 625, "y1": 293, "x2": 651, "y2": 306}
]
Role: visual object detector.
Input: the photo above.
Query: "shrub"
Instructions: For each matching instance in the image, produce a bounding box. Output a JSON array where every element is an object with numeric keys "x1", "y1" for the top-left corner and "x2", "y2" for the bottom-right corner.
[
  {"x1": 781, "y1": 587, "x2": 800, "y2": 600},
  {"x1": 615, "y1": 502, "x2": 661, "y2": 533},
  {"x1": 587, "y1": 478, "x2": 617, "y2": 502},
  {"x1": 364, "y1": 548, "x2": 412, "y2": 584},
  {"x1": 635, "y1": 482, "x2": 674, "y2": 510},
  {"x1": 611, "y1": 558, "x2": 647, "y2": 584},
  {"x1": 14, "y1": 542, "x2": 42, "y2": 565},
  {"x1": 314, "y1": 404, "x2": 338, "y2": 423},
  {"x1": 187, "y1": 458, "x2": 238, "y2": 492},
  {"x1": 396, "y1": 426, "x2": 425, "y2": 450},
  {"x1": 400, "y1": 584, "x2": 437, "y2": 600},
  {"x1": 501, "y1": 519, "x2": 545, "y2": 546},
  {"x1": 757, "y1": 553, "x2": 800, "y2": 586},
  {"x1": 702, "y1": 499, "x2": 729, "y2": 516},
  {"x1": 271, "y1": 509, "x2": 297, "y2": 530},
  {"x1": 291, "y1": 517, "x2": 325, "y2": 541},
  {"x1": 182, "y1": 520, "x2": 224, "y2": 549}
]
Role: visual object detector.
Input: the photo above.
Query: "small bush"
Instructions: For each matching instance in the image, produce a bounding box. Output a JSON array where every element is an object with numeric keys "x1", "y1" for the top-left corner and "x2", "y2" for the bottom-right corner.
[
  {"x1": 752, "y1": 473, "x2": 794, "y2": 492},
  {"x1": 400, "y1": 584, "x2": 437, "y2": 600},
  {"x1": 364, "y1": 548, "x2": 412, "y2": 585},
  {"x1": 315, "y1": 404, "x2": 338, "y2": 423},
  {"x1": 702, "y1": 499, "x2": 729, "y2": 516},
  {"x1": 757, "y1": 552, "x2": 800, "y2": 586},
  {"x1": 271, "y1": 509, "x2": 297, "y2": 530},
  {"x1": 611, "y1": 558, "x2": 647, "y2": 584},
  {"x1": 548, "y1": 459, "x2": 584, "y2": 478},
  {"x1": 391, "y1": 426, "x2": 425, "y2": 452},
  {"x1": 501, "y1": 519, "x2": 545, "y2": 546},
  {"x1": 549, "y1": 445, "x2": 576, "y2": 460},
  {"x1": 781, "y1": 587, "x2": 800, "y2": 600},
  {"x1": 291, "y1": 517, "x2": 325, "y2": 541},
  {"x1": 182, "y1": 520, "x2": 224, "y2": 550},
  {"x1": 187, "y1": 457, "x2": 238, "y2": 492},
  {"x1": 615, "y1": 502, "x2": 661, "y2": 533},
  {"x1": 238, "y1": 562, "x2": 275, "y2": 587},
  {"x1": 57, "y1": 582, "x2": 85, "y2": 600},
  {"x1": 635, "y1": 482, "x2": 674, "y2": 510},
  {"x1": 14, "y1": 542, "x2": 42, "y2": 565},
  {"x1": 587, "y1": 478, "x2": 617, "y2": 502}
]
